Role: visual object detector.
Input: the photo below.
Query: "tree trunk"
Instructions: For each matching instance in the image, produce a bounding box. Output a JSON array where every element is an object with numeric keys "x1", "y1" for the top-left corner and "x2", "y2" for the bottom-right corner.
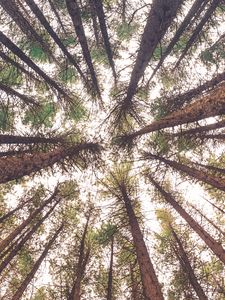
[
  {"x1": 0, "y1": 134, "x2": 64, "y2": 145},
  {"x1": 147, "y1": 153, "x2": 225, "y2": 192},
  {"x1": 194, "y1": 162, "x2": 225, "y2": 176},
  {"x1": 47, "y1": 0, "x2": 67, "y2": 35},
  {"x1": 130, "y1": 263, "x2": 141, "y2": 300},
  {"x1": 107, "y1": 235, "x2": 114, "y2": 300},
  {"x1": 11, "y1": 223, "x2": 63, "y2": 300},
  {"x1": 124, "y1": 0, "x2": 181, "y2": 104},
  {"x1": 0, "y1": 31, "x2": 70, "y2": 99},
  {"x1": 0, "y1": 197, "x2": 61, "y2": 274},
  {"x1": 24, "y1": 0, "x2": 87, "y2": 84},
  {"x1": 0, "y1": 187, "x2": 58, "y2": 253},
  {"x1": 65, "y1": 0, "x2": 101, "y2": 97},
  {"x1": 0, "y1": 142, "x2": 99, "y2": 184},
  {"x1": 89, "y1": 0, "x2": 100, "y2": 47},
  {"x1": 93, "y1": 0, "x2": 117, "y2": 82},
  {"x1": 126, "y1": 83, "x2": 225, "y2": 140},
  {"x1": 0, "y1": 149, "x2": 31, "y2": 158},
  {"x1": 175, "y1": 0, "x2": 221, "y2": 68},
  {"x1": 204, "y1": 198, "x2": 225, "y2": 215},
  {"x1": 171, "y1": 227, "x2": 208, "y2": 300},
  {"x1": 120, "y1": 185, "x2": 164, "y2": 300},
  {"x1": 148, "y1": 175, "x2": 225, "y2": 264},
  {"x1": 0, "y1": 82, "x2": 40, "y2": 107}
]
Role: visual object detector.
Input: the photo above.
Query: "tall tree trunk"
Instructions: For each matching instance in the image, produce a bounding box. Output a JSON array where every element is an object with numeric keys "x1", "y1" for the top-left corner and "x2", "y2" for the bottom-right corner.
[
  {"x1": 124, "y1": 0, "x2": 181, "y2": 104},
  {"x1": 170, "y1": 227, "x2": 208, "y2": 300},
  {"x1": 194, "y1": 162, "x2": 225, "y2": 176},
  {"x1": 47, "y1": 0, "x2": 67, "y2": 35},
  {"x1": 0, "y1": 142, "x2": 99, "y2": 184},
  {"x1": 0, "y1": 134, "x2": 64, "y2": 145},
  {"x1": 0, "y1": 0, "x2": 56, "y2": 62},
  {"x1": 69, "y1": 214, "x2": 91, "y2": 300},
  {"x1": 107, "y1": 235, "x2": 114, "y2": 300},
  {"x1": 0, "y1": 197, "x2": 61, "y2": 275},
  {"x1": 11, "y1": 223, "x2": 63, "y2": 300},
  {"x1": 0, "y1": 83, "x2": 40, "y2": 107},
  {"x1": 147, "y1": 154, "x2": 225, "y2": 192},
  {"x1": 93, "y1": 0, "x2": 117, "y2": 82},
  {"x1": 124, "y1": 83, "x2": 225, "y2": 141},
  {"x1": 24, "y1": 0, "x2": 87, "y2": 84},
  {"x1": 0, "y1": 31, "x2": 70, "y2": 99},
  {"x1": 0, "y1": 188, "x2": 58, "y2": 253},
  {"x1": 89, "y1": 0, "x2": 100, "y2": 47},
  {"x1": 175, "y1": 0, "x2": 221, "y2": 68},
  {"x1": 148, "y1": 175, "x2": 225, "y2": 264},
  {"x1": 65, "y1": 0, "x2": 101, "y2": 97},
  {"x1": 204, "y1": 198, "x2": 225, "y2": 215},
  {"x1": 120, "y1": 185, "x2": 164, "y2": 300},
  {"x1": 0, "y1": 149, "x2": 31, "y2": 158}
]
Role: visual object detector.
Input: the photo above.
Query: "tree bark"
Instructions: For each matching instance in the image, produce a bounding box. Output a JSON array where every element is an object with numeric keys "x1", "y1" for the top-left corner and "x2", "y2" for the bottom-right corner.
[
  {"x1": 107, "y1": 235, "x2": 114, "y2": 300},
  {"x1": 89, "y1": 0, "x2": 100, "y2": 47},
  {"x1": 130, "y1": 263, "x2": 141, "y2": 300},
  {"x1": 0, "y1": 142, "x2": 99, "y2": 184},
  {"x1": 0, "y1": 187, "x2": 58, "y2": 253},
  {"x1": 47, "y1": 0, "x2": 67, "y2": 35},
  {"x1": 11, "y1": 223, "x2": 63, "y2": 300},
  {"x1": 148, "y1": 175, "x2": 225, "y2": 264},
  {"x1": 120, "y1": 185, "x2": 164, "y2": 300}
]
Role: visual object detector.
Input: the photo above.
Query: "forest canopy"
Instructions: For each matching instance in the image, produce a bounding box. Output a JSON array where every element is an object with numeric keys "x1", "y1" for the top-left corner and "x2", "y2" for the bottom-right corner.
[{"x1": 0, "y1": 0, "x2": 225, "y2": 299}]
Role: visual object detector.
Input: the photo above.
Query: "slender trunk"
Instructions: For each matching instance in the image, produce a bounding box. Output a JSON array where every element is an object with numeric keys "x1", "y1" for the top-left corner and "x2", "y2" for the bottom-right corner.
[
  {"x1": 24, "y1": 0, "x2": 87, "y2": 84},
  {"x1": 47, "y1": 0, "x2": 67, "y2": 35},
  {"x1": 149, "y1": 0, "x2": 207, "y2": 81},
  {"x1": 147, "y1": 153, "x2": 225, "y2": 192},
  {"x1": 126, "y1": 83, "x2": 225, "y2": 140},
  {"x1": 94, "y1": 0, "x2": 117, "y2": 82},
  {"x1": 89, "y1": 0, "x2": 100, "y2": 47},
  {"x1": 0, "y1": 197, "x2": 61, "y2": 275},
  {"x1": 11, "y1": 223, "x2": 63, "y2": 300},
  {"x1": 172, "y1": 118, "x2": 225, "y2": 137},
  {"x1": 124, "y1": 0, "x2": 181, "y2": 104},
  {"x1": 148, "y1": 175, "x2": 225, "y2": 264},
  {"x1": 175, "y1": 0, "x2": 221, "y2": 68},
  {"x1": 0, "y1": 134, "x2": 64, "y2": 145},
  {"x1": 65, "y1": 0, "x2": 101, "y2": 97},
  {"x1": 0, "y1": 142, "x2": 99, "y2": 184},
  {"x1": 0, "y1": 188, "x2": 58, "y2": 253},
  {"x1": 107, "y1": 235, "x2": 114, "y2": 300},
  {"x1": 190, "y1": 204, "x2": 225, "y2": 237},
  {"x1": 0, "y1": 83, "x2": 40, "y2": 107},
  {"x1": 122, "y1": 0, "x2": 126, "y2": 22},
  {"x1": 69, "y1": 214, "x2": 91, "y2": 300},
  {"x1": 171, "y1": 227, "x2": 208, "y2": 300},
  {"x1": 0, "y1": 31, "x2": 70, "y2": 99},
  {"x1": 0, "y1": 0, "x2": 56, "y2": 62},
  {"x1": 120, "y1": 185, "x2": 164, "y2": 300},
  {"x1": 194, "y1": 162, "x2": 225, "y2": 176},
  {"x1": 204, "y1": 198, "x2": 225, "y2": 215}
]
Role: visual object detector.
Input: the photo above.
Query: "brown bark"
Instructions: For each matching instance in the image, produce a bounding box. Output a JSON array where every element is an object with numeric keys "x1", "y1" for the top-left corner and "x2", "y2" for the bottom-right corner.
[
  {"x1": 126, "y1": 83, "x2": 225, "y2": 140},
  {"x1": 11, "y1": 223, "x2": 63, "y2": 300},
  {"x1": 120, "y1": 184, "x2": 164, "y2": 300},
  {"x1": 148, "y1": 175, "x2": 225, "y2": 264},
  {"x1": 65, "y1": 0, "x2": 101, "y2": 97},
  {"x1": 89, "y1": 0, "x2": 100, "y2": 47},
  {"x1": 107, "y1": 235, "x2": 114, "y2": 300},
  {"x1": 147, "y1": 153, "x2": 225, "y2": 192},
  {"x1": 171, "y1": 227, "x2": 208, "y2": 300},
  {"x1": 0, "y1": 82, "x2": 40, "y2": 107},
  {"x1": 194, "y1": 162, "x2": 225, "y2": 176},
  {"x1": 130, "y1": 263, "x2": 141, "y2": 300},
  {"x1": 0, "y1": 134, "x2": 64, "y2": 145},
  {"x1": 0, "y1": 187, "x2": 58, "y2": 253},
  {"x1": 0, "y1": 142, "x2": 99, "y2": 184},
  {"x1": 0, "y1": 197, "x2": 61, "y2": 275},
  {"x1": 0, "y1": 31, "x2": 70, "y2": 99}
]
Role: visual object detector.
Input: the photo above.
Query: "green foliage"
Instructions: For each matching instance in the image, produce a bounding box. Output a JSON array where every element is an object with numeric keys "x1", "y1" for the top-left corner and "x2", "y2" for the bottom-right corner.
[
  {"x1": 91, "y1": 47, "x2": 108, "y2": 65},
  {"x1": 0, "y1": 65, "x2": 22, "y2": 86},
  {"x1": 23, "y1": 41, "x2": 49, "y2": 62},
  {"x1": 97, "y1": 223, "x2": 117, "y2": 245},
  {"x1": 31, "y1": 287, "x2": 48, "y2": 300},
  {"x1": 62, "y1": 36, "x2": 76, "y2": 47},
  {"x1": 150, "y1": 97, "x2": 168, "y2": 119},
  {"x1": 67, "y1": 102, "x2": 86, "y2": 122},
  {"x1": 176, "y1": 136, "x2": 198, "y2": 153},
  {"x1": 150, "y1": 132, "x2": 170, "y2": 154},
  {"x1": 0, "y1": 107, "x2": 14, "y2": 131},
  {"x1": 116, "y1": 22, "x2": 138, "y2": 41},
  {"x1": 17, "y1": 248, "x2": 34, "y2": 276},
  {"x1": 59, "y1": 67, "x2": 77, "y2": 83},
  {"x1": 200, "y1": 41, "x2": 225, "y2": 66},
  {"x1": 23, "y1": 102, "x2": 56, "y2": 128}
]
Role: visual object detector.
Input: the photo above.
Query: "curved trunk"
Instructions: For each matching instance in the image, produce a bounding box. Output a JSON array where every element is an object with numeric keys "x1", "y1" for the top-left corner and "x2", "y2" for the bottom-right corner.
[
  {"x1": 93, "y1": 0, "x2": 117, "y2": 81},
  {"x1": 171, "y1": 228, "x2": 208, "y2": 300},
  {"x1": 0, "y1": 197, "x2": 61, "y2": 275},
  {"x1": 107, "y1": 235, "x2": 114, "y2": 300},
  {"x1": 124, "y1": 0, "x2": 181, "y2": 104},
  {"x1": 0, "y1": 83, "x2": 40, "y2": 107},
  {"x1": 147, "y1": 153, "x2": 225, "y2": 192},
  {"x1": 175, "y1": 0, "x2": 221, "y2": 68},
  {"x1": 0, "y1": 134, "x2": 64, "y2": 145},
  {"x1": 65, "y1": 0, "x2": 101, "y2": 97},
  {"x1": 0, "y1": 0, "x2": 56, "y2": 62},
  {"x1": 127, "y1": 83, "x2": 225, "y2": 140},
  {"x1": 149, "y1": 0, "x2": 207, "y2": 81},
  {"x1": 148, "y1": 175, "x2": 225, "y2": 264},
  {"x1": 24, "y1": 0, "x2": 87, "y2": 84},
  {"x1": 0, "y1": 188, "x2": 58, "y2": 253},
  {"x1": 11, "y1": 224, "x2": 63, "y2": 300},
  {"x1": 120, "y1": 185, "x2": 164, "y2": 300},
  {"x1": 0, "y1": 142, "x2": 99, "y2": 184},
  {"x1": 0, "y1": 31, "x2": 70, "y2": 99}
]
